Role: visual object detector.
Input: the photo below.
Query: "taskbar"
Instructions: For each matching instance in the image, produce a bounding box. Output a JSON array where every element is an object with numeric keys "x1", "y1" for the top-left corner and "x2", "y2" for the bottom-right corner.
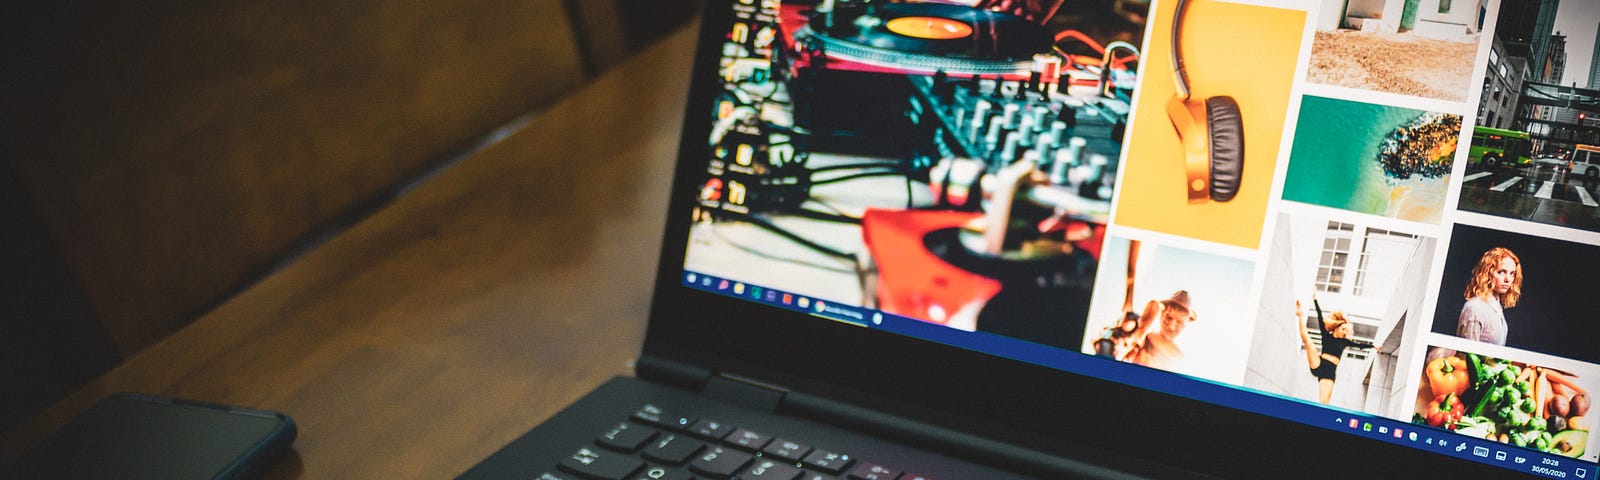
[{"x1": 681, "y1": 271, "x2": 1596, "y2": 479}]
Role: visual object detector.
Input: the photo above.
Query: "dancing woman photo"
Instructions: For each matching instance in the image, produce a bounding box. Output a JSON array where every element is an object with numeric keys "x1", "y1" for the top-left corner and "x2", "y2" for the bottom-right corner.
[{"x1": 1294, "y1": 298, "x2": 1376, "y2": 404}]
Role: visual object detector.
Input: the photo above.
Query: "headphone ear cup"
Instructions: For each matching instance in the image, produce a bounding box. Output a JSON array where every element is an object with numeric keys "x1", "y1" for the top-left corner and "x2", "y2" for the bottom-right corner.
[{"x1": 1204, "y1": 96, "x2": 1244, "y2": 202}]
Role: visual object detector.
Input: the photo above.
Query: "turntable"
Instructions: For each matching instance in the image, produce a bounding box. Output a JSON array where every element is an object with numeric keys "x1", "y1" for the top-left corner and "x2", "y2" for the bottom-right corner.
[{"x1": 791, "y1": 3, "x2": 1056, "y2": 76}]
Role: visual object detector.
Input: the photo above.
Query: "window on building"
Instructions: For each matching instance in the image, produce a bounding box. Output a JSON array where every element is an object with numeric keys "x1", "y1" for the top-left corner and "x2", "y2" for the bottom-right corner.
[
  {"x1": 1316, "y1": 222, "x2": 1354, "y2": 293},
  {"x1": 1353, "y1": 228, "x2": 1420, "y2": 296}
]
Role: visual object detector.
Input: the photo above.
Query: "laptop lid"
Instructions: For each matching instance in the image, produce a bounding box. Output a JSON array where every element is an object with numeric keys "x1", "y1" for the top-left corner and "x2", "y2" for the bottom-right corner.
[{"x1": 647, "y1": 0, "x2": 1600, "y2": 478}]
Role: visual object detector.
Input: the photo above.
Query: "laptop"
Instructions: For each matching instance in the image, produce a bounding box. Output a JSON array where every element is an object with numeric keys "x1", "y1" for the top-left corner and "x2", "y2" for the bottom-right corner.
[{"x1": 461, "y1": 0, "x2": 1600, "y2": 478}]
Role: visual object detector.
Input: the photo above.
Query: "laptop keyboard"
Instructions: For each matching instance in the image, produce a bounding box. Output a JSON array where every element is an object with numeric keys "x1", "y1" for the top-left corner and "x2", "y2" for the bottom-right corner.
[{"x1": 539, "y1": 403, "x2": 936, "y2": 480}]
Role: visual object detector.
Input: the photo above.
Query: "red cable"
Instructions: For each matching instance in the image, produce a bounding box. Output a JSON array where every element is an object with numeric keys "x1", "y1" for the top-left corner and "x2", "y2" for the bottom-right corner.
[{"x1": 1055, "y1": 30, "x2": 1106, "y2": 54}]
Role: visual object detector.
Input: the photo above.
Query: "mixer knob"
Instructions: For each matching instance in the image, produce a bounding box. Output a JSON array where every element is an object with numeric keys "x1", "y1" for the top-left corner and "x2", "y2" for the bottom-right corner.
[
  {"x1": 1002, "y1": 103, "x2": 1020, "y2": 129},
  {"x1": 970, "y1": 100, "x2": 993, "y2": 145},
  {"x1": 1000, "y1": 134, "x2": 1022, "y2": 165}
]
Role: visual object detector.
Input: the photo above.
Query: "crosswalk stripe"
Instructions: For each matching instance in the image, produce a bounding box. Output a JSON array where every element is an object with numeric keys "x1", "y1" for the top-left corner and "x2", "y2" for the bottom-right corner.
[
  {"x1": 1491, "y1": 177, "x2": 1523, "y2": 192},
  {"x1": 1578, "y1": 186, "x2": 1599, "y2": 207},
  {"x1": 1536, "y1": 181, "x2": 1555, "y2": 199},
  {"x1": 1463, "y1": 172, "x2": 1492, "y2": 183}
]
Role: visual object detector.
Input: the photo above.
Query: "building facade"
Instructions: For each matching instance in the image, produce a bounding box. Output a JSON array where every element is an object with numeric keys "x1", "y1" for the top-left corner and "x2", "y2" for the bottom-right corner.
[{"x1": 1480, "y1": 36, "x2": 1533, "y2": 130}]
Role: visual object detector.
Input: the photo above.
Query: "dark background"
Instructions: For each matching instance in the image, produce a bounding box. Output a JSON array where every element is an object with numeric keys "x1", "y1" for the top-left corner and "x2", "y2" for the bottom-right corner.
[
  {"x1": 1, "y1": 0, "x2": 697, "y2": 432},
  {"x1": 1430, "y1": 223, "x2": 1600, "y2": 364}
]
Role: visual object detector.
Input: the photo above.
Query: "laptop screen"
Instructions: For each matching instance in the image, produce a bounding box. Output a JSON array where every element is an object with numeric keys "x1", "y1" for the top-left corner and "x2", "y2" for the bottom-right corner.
[{"x1": 677, "y1": 0, "x2": 1598, "y2": 477}]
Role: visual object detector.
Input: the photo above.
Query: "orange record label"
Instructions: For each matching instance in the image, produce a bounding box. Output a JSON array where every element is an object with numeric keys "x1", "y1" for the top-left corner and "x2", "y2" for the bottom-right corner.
[{"x1": 885, "y1": 16, "x2": 973, "y2": 40}]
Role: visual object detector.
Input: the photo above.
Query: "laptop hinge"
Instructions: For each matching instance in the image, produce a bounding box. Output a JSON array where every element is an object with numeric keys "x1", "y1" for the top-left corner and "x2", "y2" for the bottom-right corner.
[
  {"x1": 635, "y1": 355, "x2": 788, "y2": 411},
  {"x1": 703, "y1": 373, "x2": 788, "y2": 412},
  {"x1": 779, "y1": 391, "x2": 1208, "y2": 480},
  {"x1": 635, "y1": 354, "x2": 713, "y2": 391}
]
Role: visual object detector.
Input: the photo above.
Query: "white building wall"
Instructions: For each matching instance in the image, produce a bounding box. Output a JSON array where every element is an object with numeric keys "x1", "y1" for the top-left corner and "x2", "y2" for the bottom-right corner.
[
  {"x1": 1415, "y1": 0, "x2": 1486, "y2": 38},
  {"x1": 1417, "y1": 0, "x2": 1475, "y2": 26},
  {"x1": 1244, "y1": 218, "x2": 1319, "y2": 398},
  {"x1": 1377, "y1": 239, "x2": 1437, "y2": 418},
  {"x1": 1343, "y1": 0, "x2": 1406, "y2": 33},
  {"x1": 1320, "y1": 0, "x2": 1347, "y2": 30}
]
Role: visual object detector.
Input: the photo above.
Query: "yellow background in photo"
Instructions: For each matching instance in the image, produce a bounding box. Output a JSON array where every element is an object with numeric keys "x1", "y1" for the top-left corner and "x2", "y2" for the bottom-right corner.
[{"x1": 1113, "y1": 0, "x2": 1305, "y2": 249}]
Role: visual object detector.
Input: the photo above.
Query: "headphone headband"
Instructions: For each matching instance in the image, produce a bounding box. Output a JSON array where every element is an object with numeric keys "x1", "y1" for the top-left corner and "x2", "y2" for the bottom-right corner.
[{"x1": 1170, "y1": 0, "x2": 1193, "y2": 99}]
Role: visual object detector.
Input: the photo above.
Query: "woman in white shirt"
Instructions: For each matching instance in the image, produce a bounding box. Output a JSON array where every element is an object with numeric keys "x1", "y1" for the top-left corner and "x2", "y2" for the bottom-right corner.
[{"x1": 1456, "y1": 247, "x2": 1521, "y2": 345}]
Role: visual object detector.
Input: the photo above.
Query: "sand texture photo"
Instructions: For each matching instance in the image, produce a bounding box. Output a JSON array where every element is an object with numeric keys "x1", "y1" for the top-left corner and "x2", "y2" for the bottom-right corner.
[{"x1": 1306, "y1": 30, "x2": 1478, "y2": 102}]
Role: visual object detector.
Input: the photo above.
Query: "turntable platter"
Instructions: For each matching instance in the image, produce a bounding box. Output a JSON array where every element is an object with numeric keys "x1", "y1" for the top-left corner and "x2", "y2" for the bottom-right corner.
[{"x1": 885, "y1": 16, "x2": 974, "y2": 40}]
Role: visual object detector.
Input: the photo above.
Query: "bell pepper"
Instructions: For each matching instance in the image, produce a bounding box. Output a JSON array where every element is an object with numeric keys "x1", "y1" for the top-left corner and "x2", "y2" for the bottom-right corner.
[
  {"x1": 1428, "y1": 355, "x2": 1470, "y2": 398},
  {"x1": 1428, "y1": 393, "x2": 1465, "y2": 429}
]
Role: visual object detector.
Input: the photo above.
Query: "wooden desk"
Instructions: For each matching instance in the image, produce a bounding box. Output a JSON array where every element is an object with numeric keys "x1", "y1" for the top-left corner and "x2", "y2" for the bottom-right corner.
[{"x1": 1, "y1": 20, "x2": 698, "y2": 480}]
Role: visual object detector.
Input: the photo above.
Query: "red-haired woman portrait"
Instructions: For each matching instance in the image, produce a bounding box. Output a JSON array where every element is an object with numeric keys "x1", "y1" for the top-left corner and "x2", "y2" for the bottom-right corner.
[{"x1": 1456, "y1": 247, "x2": 1521, "y2": 345}]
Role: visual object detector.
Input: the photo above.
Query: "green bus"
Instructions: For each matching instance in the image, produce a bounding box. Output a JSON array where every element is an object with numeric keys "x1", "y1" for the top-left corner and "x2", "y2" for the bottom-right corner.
[{"x1": 1468, "y1": 126, "x2": 1533, "y2": 169}]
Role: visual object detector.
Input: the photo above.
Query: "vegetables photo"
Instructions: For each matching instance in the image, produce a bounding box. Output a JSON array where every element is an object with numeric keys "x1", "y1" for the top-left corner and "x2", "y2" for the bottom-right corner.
[{"x1": 1416, "y1": 351, "x2": 1593, "y2": 459}]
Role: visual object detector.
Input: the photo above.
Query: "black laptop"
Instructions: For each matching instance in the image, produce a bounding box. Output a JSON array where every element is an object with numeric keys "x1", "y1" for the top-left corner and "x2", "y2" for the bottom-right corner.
[{"x1": 460, "y1": 0, "x2": 1600, "y2": 478}]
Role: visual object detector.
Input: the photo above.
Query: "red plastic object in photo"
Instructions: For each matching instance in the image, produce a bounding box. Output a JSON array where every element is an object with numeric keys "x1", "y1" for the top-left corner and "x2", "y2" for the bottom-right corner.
[{"x1": 861, "y1": 208, "x2": 1000, "y2": 326}]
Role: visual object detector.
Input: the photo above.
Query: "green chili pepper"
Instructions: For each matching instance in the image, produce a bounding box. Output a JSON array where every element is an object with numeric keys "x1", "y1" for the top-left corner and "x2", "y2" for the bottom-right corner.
[
  {"x1": 1469, "y1": 353, "x2": 1489, "y2": 388},
  {"x1": 1473, "y1": 391, "x2": 1495, "y2": 418}
]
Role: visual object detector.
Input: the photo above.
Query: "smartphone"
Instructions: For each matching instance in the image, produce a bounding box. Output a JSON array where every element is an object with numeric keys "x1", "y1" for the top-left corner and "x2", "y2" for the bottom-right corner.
[{"x1": 13, "y1": 393, "x2": 297, "y2": 480}]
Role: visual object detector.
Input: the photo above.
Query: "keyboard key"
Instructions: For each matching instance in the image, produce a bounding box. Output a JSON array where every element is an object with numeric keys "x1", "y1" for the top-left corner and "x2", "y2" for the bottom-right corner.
[
  {"x1": 761, "y1": 438, "x2": 811, "y2": 462},
  {"x1": 538, "y1": 473, "x2": 579, "y2": 480},
  {"x1": 597, "y1": 422, "x2": 657, "y2": 453},
  {"x1": 739, "y1": 458, "x2": 803, "y2": 480},
  {"x1": 633, "y1": 404, "x2": 694, "y2": 431},
  {"x1": 797, "y1": 474, "x2": 839, "y2": 480},
  {"x1": 688, "y1": 419, "x2": 734, "y2": 441},
  {"x1": 629, "y1": 466, "x2": 694, "y2": 480},
  {"x1": 558, "y1": 447, "x2": 644, "y2": 480},
  {"x1": 689, "y1": 447, "x2": 754, "y2": 479},
  {"x1": 800, "y1": 449, "x2": 854, "y2": 475},
  {"x1": 642, "y1": 434, "x2": 705, "y2": 466},
  {"x1": 846, "y1": 463, "x2": 898, "y2": 480},
  {"x1": 900, "y1": 474, "x2": 935, "y2": 480},
  {"x1": 725, "y1": 428, "x2": 773, "y2": 451}
]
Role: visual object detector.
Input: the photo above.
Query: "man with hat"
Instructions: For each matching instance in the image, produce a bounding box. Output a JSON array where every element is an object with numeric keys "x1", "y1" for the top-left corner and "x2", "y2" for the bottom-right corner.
[{"x1": 1126, "y1": 290, "x2": 1197, "y2": 370}]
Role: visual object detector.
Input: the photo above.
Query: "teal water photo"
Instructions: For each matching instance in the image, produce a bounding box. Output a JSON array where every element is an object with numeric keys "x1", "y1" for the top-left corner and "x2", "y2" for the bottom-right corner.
[{"x1": 1282, "y1": 96, "x2": 1457, "y2": 223}]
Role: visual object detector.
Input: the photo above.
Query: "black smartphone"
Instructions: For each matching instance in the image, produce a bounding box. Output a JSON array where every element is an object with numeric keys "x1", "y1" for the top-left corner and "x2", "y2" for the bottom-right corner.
[{"x1": 12, "y1": 393, "x2": 296, "y2": 480}]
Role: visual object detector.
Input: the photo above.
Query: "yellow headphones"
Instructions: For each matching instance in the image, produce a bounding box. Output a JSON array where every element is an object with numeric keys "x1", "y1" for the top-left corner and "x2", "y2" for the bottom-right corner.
[{"x1": 1165, "y1": 0, "x2": 1243, "y2": 203}]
